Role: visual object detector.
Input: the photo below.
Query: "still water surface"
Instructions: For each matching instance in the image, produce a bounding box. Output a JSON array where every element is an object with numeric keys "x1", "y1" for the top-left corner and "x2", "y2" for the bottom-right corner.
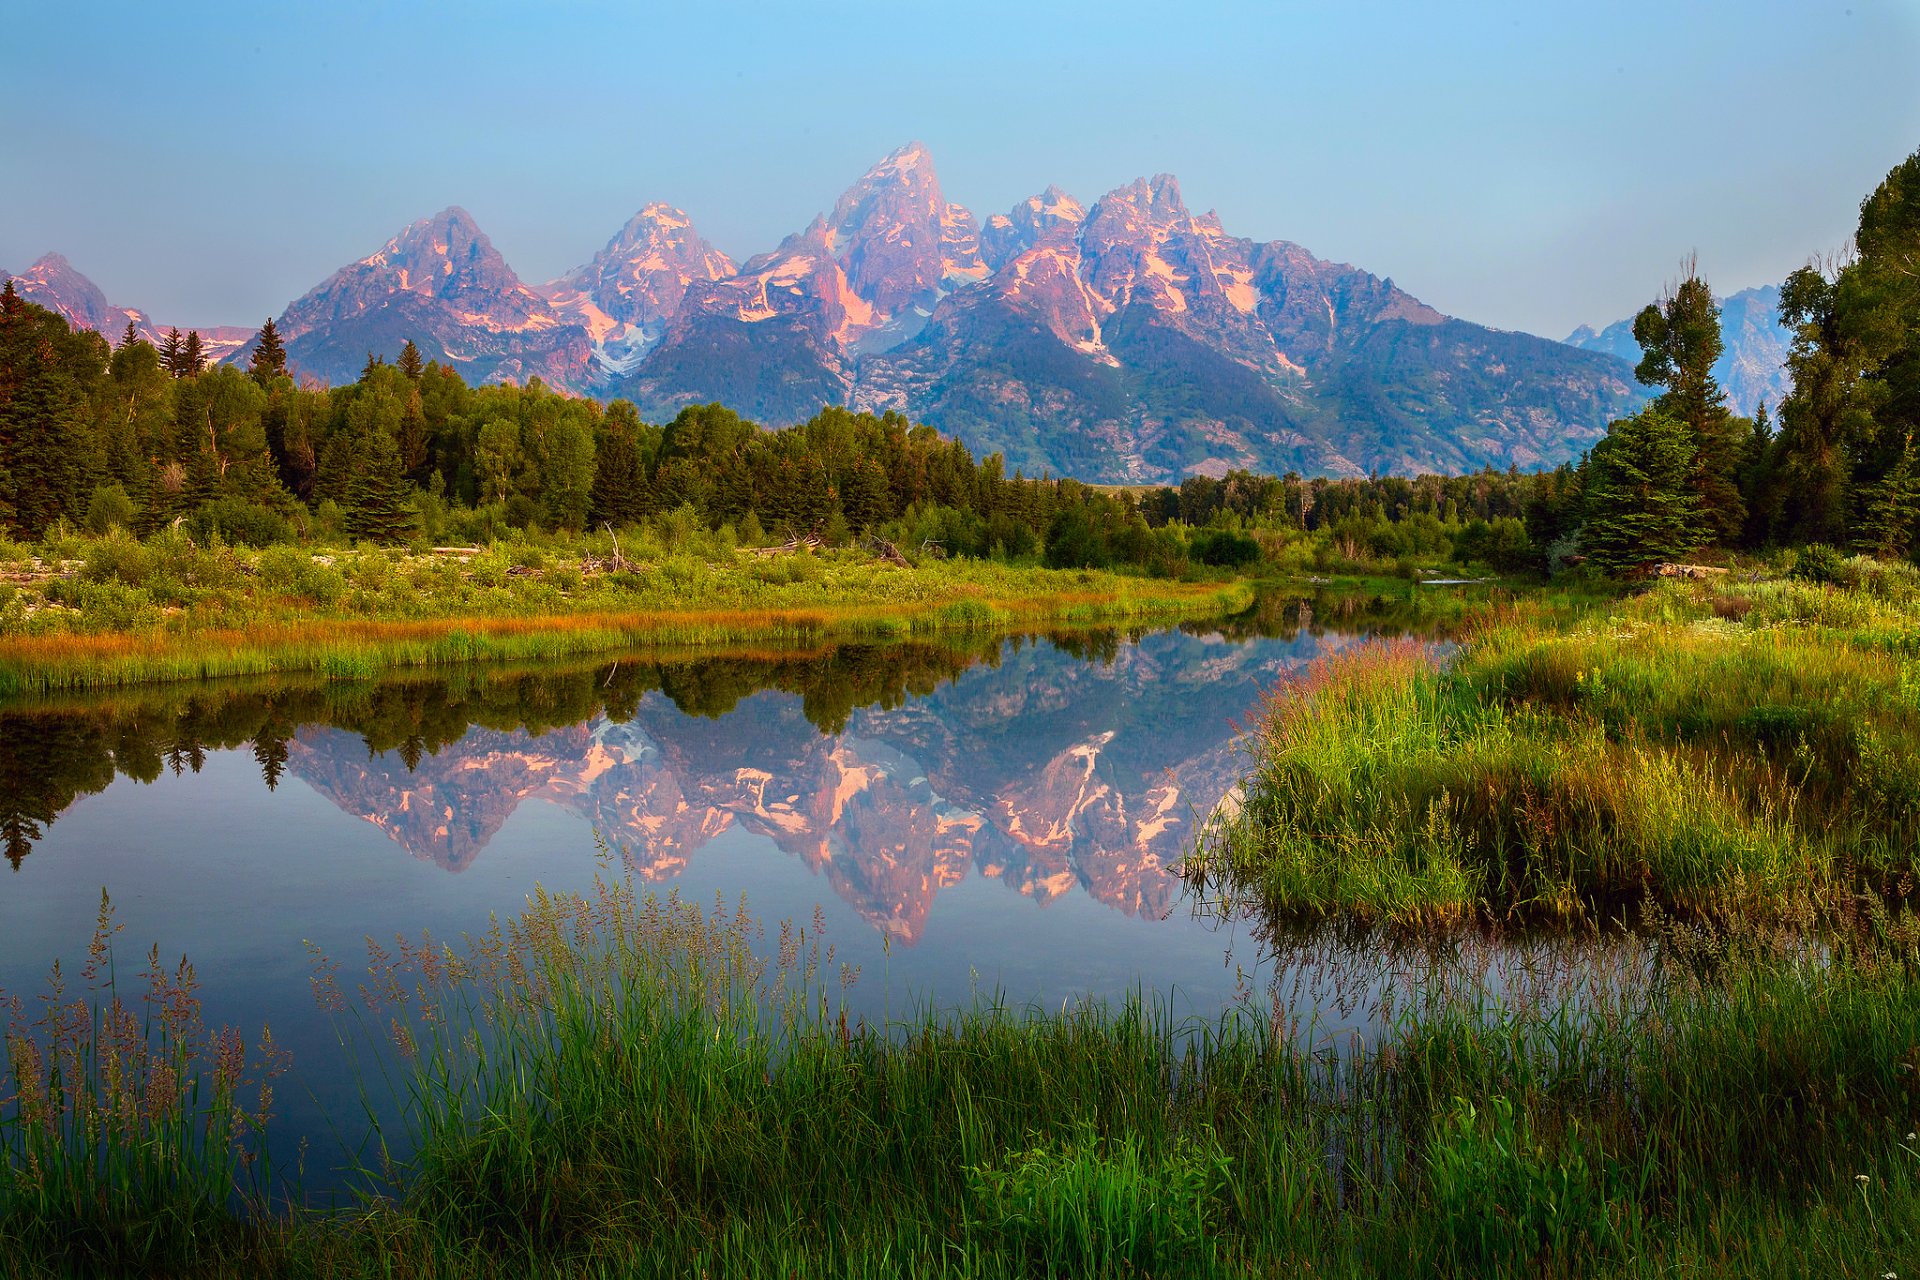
[{"x1": 0, "y1": 606, "x2": 1387, "y2": 1186}]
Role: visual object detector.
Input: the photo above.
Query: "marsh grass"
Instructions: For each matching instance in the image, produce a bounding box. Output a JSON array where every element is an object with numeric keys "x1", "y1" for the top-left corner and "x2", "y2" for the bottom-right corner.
[
  {"x1": 1191, "y1": 560, "x2": 1920, "y2": 928},
  {"x1": 4, "y1": 868, "x2": 1920, "y2": 1276},
  {"x1": 0, "y1": 892, "x2": 287, "y2": 1274},
  {"x1": 0, "y1": 536, "x2": 1250, "y2": 695}
]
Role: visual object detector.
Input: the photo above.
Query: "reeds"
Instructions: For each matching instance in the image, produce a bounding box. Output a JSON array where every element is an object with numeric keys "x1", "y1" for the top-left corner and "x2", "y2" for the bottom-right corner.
[
  {"x1": 0, "y1": 891, "x2": 286, "y2": 1273},
  {"x1": 1191, "y1": 564, "x2": 1920, "y2": 928},
  {"x1": 4, "y1": 870, "x2": 1919, "y2": 1275},
  {"x1": 0, "y1": 537, "x2": 1251, "y2": 695}
]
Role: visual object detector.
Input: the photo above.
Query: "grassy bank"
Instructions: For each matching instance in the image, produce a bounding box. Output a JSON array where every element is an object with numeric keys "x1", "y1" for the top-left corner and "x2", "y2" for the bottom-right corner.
[
  {"x1": 1189, "y1": 557, "x2": 1920, "y2": 928},
  {"x1": 0, "y1": 529, "x2": 1250, "y2": 694},
  {"x1": 3, "y1": 870, "x2": 1917, "y2": 1277}
]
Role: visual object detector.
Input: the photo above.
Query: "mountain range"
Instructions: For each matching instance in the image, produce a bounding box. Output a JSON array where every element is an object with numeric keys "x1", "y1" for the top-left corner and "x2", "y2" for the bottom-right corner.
[
  {"x1": 5, "y1": 143, "x2": 1784, "y2": 481},
  {"x1": 1565, "y1": 284, "x2": 1792, "y2": 419}
]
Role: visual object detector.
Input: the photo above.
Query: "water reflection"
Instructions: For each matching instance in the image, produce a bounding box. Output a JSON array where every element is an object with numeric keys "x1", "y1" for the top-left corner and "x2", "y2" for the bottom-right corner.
[{"x1": 0, "y1": 586, "x2": 1461, "y2": 941}]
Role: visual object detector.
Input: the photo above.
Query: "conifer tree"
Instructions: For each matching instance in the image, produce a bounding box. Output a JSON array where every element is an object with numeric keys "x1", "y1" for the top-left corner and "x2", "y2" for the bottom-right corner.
[
  {"x1": 589, "y1": 401, "x2": 647, "y2": 527},
  {"x1": 160, "y1": 327, "x2": 185, "y2": 378},
  {"x1": 1579, "y1": 406, "x2": 1702, "y2": 575},
  {"x1": 343, "y1": 429, "x2": 420, "y2": 544},
  {"x1": 248, "y1": 317, "x2": 287, "y2": 387},
  {"x1": 398, "y1": 339, "x2": 425, "y2": 381},
  {"x1": 119, "y1": 320, "x2": 139, "y2": 350},
  {"x1": 182, "y1": 330, "x2": 205, "y2": 376},
  {"x1": 1857, "y1": 433, "x2": 1920, "y2": 560}
]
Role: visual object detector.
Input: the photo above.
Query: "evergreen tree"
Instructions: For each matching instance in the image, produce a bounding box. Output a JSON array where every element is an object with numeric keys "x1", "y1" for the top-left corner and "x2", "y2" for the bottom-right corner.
[
  {"x1": 1579, "y1": 406, "x2": 1703, "y2": 575},
  {"x1": 160, "y1": 327, "x2": 185, "y2": 378},
  {"x1": 397, "y1": 387, "x2": 432, "y2": 484},
  {"x1": 589, "y1": 402, "x2": 647, "y2": 527},
  {"x1": 1632, "y1": 265, "x2": 1745, "y2": 543},
  {"x1": 398, "y1": 339, "x2": 425, "y2": 381},
  {"x1": 248, "y1": 317, "x2": 287, "y2": 387},
  {"x1": 1856, "y1": 432, "x2": 1920, "y2": 560},
  {"x1": 343, "y1": 429, "x2": 419, "y2": 544},
  {"x1": 182, "y1": 329, "x2": 205, "y2": 376},
  {"x1": 119, "y1": 320, "x2": 139, "y2": 350}
]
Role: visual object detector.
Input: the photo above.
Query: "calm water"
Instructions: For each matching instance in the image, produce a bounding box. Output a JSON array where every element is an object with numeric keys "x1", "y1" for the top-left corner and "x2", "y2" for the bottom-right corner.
[{"x1": 0, "y1": 602, "x2": 1398, "y2": 1188}]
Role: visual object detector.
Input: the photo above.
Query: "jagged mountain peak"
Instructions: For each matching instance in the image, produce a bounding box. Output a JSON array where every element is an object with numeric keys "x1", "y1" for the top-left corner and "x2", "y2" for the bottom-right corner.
[
  {"x1": 822, "y1": 141, "x2": 985, "y2": 319},
  {"x1": 545, "y1": 201, "x2": 737, "y2": 367},
  {"x1": 1089, "y1": 173, "x2": 1193, "y2": 237},
  {"x1": 980, "y1": 186, "x2": 1087, "y2": 268},
  {"x1": 273, "y1": 204, "x2": 593, "y2": 389}
]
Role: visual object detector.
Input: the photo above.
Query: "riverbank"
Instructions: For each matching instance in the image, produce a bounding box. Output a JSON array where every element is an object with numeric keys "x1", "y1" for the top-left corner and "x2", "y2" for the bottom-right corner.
[
  {"x1": 1188, "y1": 555, "x2": 1920, "y2": 928},
  {"x1": 0, "y1": 532, "x2": 1251, "y2": 694},
  {"x1": 3, "y1": 869, "x2": 1915, "y2": 1278}
]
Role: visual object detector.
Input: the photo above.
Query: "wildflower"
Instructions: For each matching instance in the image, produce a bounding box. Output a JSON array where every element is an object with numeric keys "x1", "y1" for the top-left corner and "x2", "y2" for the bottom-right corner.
[{"x1": 1858, "y1": 1173, "x2": 1872, "y2": 1184}]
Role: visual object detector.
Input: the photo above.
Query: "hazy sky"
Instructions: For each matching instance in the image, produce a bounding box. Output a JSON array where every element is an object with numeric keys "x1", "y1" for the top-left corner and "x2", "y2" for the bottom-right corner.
[{"x1": 4, "y1": 0, "x2": 1916, "y2": 339}]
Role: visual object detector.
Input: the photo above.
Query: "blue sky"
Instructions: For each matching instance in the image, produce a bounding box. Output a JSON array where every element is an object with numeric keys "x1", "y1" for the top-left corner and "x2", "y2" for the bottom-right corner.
[{"x1": 3, "y1": 0, "x2": 1915, "y2": 338}]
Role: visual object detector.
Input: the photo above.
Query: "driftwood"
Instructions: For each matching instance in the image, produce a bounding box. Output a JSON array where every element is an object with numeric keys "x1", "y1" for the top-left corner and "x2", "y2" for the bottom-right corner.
[
  {"x1": 1653, "y1": 563, "x2": 1728, "y2": 579},
  {"x1": 602, "y1": 523, "x2": 633, "y2": 574},
  {"x1": 747, "y1": 534, "x2": 825, "y2": 557},
  {"x1": 861, "y1": 536, "x2": 911, "y2": 568}
]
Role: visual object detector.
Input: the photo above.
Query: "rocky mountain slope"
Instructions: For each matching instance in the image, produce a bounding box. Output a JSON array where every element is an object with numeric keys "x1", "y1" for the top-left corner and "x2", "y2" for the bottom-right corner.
[
  {"x1": 272, "y1": 206, "x2": 598, "y2": 388},
  {"x1": 1565, "y1": 283, "x2": 1791, "y2": 419}
]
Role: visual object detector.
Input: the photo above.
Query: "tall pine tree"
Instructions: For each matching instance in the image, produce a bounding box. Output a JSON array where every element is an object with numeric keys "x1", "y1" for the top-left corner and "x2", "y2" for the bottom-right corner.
[
  {"x1": 1579, "y1": 406, "x2": 1703, "y2": 575},
  {"x1": 160, "y1": 327, "x2": 186, "y2": 378},
  {"x1": 248, "y1": 317, "x2": 287, "y2": 387}
]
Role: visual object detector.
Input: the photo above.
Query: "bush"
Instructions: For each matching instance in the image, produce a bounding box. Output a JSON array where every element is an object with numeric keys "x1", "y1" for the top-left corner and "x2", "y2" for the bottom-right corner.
[
  {"x1": 79, "y1": 534, "x2": 158, "y2": 588},
  {"x1": 84, "y1": 484, "x2": 136, "y2": 535},
  {"x1": 186, "y1": 498, "x2": 295, "y2": 549},
  {"x1": 1790, "y1": 543, "x2": 1852, "y2": 586},
  {"x1": 1190, "y1": 527, "x2": 1262, "y2": 569},
  {"x1": 254, "y1": 546, "x2": 346, "y2": 604}
]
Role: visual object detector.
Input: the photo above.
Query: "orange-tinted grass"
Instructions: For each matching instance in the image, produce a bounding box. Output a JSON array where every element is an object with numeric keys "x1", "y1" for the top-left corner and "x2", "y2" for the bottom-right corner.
[{"x1": 0, "y1": 581, "x2": 1234, "y2": 694}]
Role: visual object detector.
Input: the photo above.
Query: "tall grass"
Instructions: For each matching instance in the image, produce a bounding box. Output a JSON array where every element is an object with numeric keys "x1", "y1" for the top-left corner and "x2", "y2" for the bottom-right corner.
[
  {"x1": 4, "y1": 870, "x2": 1919, "y2": 1275},
  {"x1": 1191, "y1": 561, "x2": 1920, "y2": 927},
  {"x1": 0, "y1": 536, "x2": 1251, "y2": 694},
  {"x1": 0, "y1": 892, "x2": 286, "y2": 1274}
]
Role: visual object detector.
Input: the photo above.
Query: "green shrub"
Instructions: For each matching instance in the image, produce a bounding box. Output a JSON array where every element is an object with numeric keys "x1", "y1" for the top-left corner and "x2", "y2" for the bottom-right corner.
[
  {"x1": 78, "y1": 535, "x2": 157, "y2": 588},
  {"x1": 1790, "y1": 543, "x2": 1852, "y2": 586},
  {"x1": 254, "y1": 546, "x2": 345, "y2": 604},
  {"x1": 1190, "y1": 527, "x2": 1262, "y2": 569},
  {"x1": 186, "y1": 498, "x2": 295, "y2": 548},
  {"x1": 83, "y1": 484, "x2": 136, "y2": 535}
]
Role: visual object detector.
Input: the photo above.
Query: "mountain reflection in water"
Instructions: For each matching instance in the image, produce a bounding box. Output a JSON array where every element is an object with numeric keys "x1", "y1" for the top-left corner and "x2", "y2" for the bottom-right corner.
[{"x1": 0, "y1": 592, "x2": 1420, "y2": 940}]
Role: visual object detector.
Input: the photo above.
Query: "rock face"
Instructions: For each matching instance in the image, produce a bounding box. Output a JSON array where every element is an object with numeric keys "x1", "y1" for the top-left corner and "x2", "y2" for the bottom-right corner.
[
  {"x1": 541, "y1": 203, "x2": 737, "y2": 375},
  {"x1": 1565, "y1": 283, "x2": 1792, "y2": 419},
  {"x1": 274, "y1": 206, "x2": 596, "y2": 389},
  {"x1": 4, "y1": 253, "x2": 252, "y2": 362},
  {"x1": 287, "y1": 630, "x2": 1324, "y2": 941},
  {"x1": 22, "y1": 142, "x2": 1653, "y2": 479}
]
